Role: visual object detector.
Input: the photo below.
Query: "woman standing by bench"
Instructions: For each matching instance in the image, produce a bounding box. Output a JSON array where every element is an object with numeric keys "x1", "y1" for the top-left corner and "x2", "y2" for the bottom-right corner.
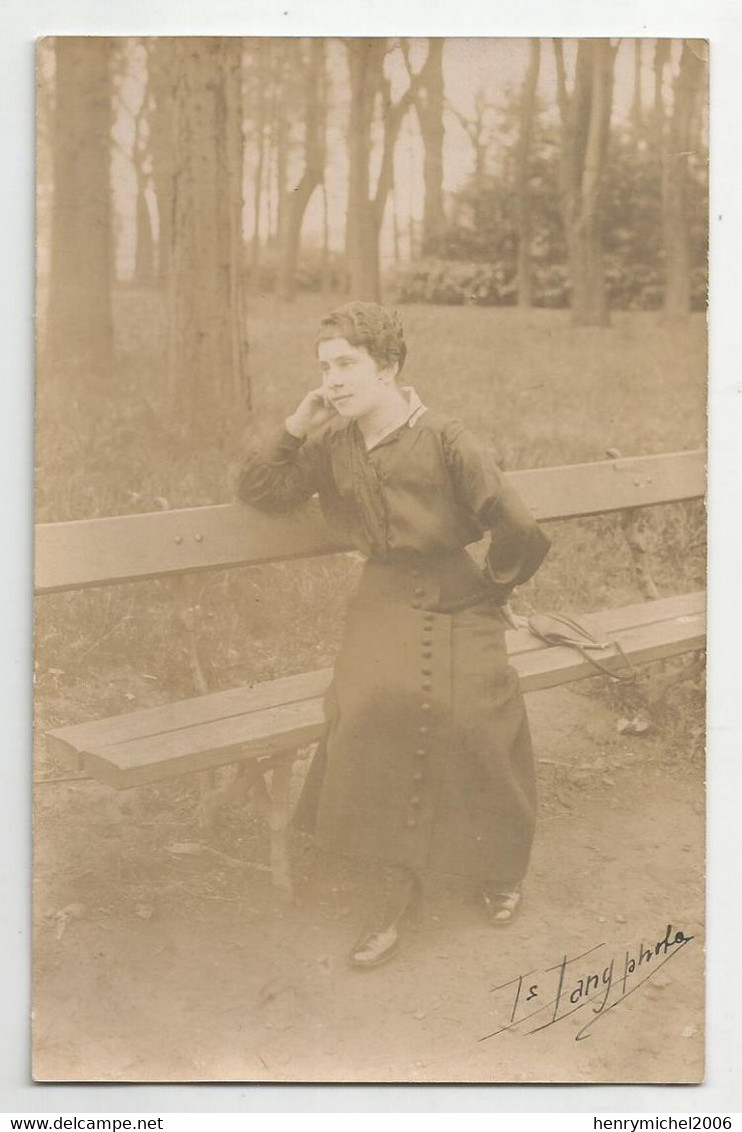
[{"x1": 238, "y1": 302, "x2": 550, "y2": 969}]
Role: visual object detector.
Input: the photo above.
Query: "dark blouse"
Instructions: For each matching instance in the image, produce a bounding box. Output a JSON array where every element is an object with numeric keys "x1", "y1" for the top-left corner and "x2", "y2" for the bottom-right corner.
[{"x1": 237, "y1": 407, "x2": 550, "y2": 607}]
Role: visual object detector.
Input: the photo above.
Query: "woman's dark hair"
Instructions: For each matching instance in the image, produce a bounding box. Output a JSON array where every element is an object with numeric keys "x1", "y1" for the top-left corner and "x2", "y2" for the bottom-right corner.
[{"x1": 316, "y1": 302, "x2": 407, "y2": 376}]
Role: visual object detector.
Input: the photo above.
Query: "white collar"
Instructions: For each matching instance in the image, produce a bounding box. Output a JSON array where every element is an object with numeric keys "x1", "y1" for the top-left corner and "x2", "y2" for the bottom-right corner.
[
  {"x1": 401, "y1": 386, "x2": 427, "y2": 427},
  {"x1": 361, "y1": 387, "x2": 428, "y2": 452}
]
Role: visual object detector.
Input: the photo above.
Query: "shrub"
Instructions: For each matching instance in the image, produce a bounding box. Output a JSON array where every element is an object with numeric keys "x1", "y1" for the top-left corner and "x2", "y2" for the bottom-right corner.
[
  {"x1": 247, "y1": 248, "x2": 345, "y2": 296},
  {"x1": 388, "y1": 258, "x2": 570, "y2": 308},
  {"x1": 389, "y1": 256, "x2": 706, "y2": 313}
]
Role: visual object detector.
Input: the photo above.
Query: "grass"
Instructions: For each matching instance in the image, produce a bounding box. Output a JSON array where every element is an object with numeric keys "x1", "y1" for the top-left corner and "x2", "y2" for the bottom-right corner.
[
  {"x1": 35, "y1": 292, "x2": 707, "y2": 766},
  {"x1": 37, "y1": 292, "x2": 707, "y2": 520}
]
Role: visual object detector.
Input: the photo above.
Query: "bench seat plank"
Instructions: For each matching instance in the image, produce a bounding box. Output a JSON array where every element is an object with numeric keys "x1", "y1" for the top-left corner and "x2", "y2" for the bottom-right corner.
[
  {"x1": 44, "y1": 668, "x2": 334, "y2": 760},
  {"x1": 45, "y1": 592, "x2": 703, "y2": 760},
  {"x1": 512, "y1": 598, "x2": 705, "y2": 689},
  {"x1": 46, "y1": 592, "x2": 705, "y2": 790},
  {"x1": 34, "y1": 450, "x2": 704, "y2": 594},
  {"x1": 82, "y1": 699, "x2": 329, "y2": 788}
]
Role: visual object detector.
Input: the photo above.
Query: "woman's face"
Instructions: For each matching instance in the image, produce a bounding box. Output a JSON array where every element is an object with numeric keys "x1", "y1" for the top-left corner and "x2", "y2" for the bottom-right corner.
[{"x1": 317, "y1": 337, "x2": 397, "y2": 419}]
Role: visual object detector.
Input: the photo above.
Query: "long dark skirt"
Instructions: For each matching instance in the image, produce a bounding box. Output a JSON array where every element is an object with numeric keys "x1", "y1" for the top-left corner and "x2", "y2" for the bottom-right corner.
[{"x1": 294, "y1": 556, "x2": 537, "y2": 886}]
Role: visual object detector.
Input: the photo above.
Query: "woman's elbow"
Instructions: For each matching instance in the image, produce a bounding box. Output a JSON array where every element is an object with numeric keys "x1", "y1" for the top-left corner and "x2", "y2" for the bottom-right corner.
[
  {"x1": 519, "y1": 523, "x2": 551, "y2": 582},
  {"x1": 235, "y1": 464, "x2": 262, "y2": 505},
  {"x1": 235, "y1": 466, "x2": 308, "y2": 514}
]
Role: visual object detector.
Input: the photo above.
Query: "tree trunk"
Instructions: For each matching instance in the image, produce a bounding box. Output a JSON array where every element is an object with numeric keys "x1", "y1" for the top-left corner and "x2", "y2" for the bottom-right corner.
[
  {"x1": 392, "y1": 181, "x2": 401, "y2": 265},
  {"x1": 345, "y1": 39, "x2": 421, "y2": 301},
  {"x1": 278, "y1": 39, "x2": 325, "y2": 300},
  {"x1": 631, "y1": 39, "x2": 643, "y2": 145},
  {"x1": 660, "y1": 40, "x2": 705, "y2": 318},
  {"x1": 568, "y1": 221, "x2": 609, "y2": 325},
  {"x1": 555, "y1": 38, "x2": 615, "y2": 327},
  {"x1": 652, "y1": 39, "x2": 671, "y2": 148},
  {"x1": 448, "y1": 95, "x2": 489, "y2": 205},
  {"x1": 250, "y1": 46, "x2": 269, "y2": 288},
  {"x1": 135, "y1": 183, "x2": 155, "y2": 285},
  {"x1": 46, "y1": 37, "x2": 114, "y2": 380},
  {"x1": 265, "y1": 78, "x2": 278, "y2": 248},
  {"x1": 319, "y1": 59, "x2": 332, "y2": 295},
  {"x1": 515, "y1": 39, "x2": 541, "y2": 308},
  {"x1": 321, "y1": 182, "x2": 332, "y2": 294},
  {"x1": 122, "y1": 41, "x2": 156, "y2": 287},
  {"x1": 223, "y1": 39, "x2": 250, "y2": 409},
  {"x1": 273, "y1": 43, "x2": 292, "y2": 257},
  {"x1": 407, "y1": 113, "x2": 417, "y2": 260},
  {"x1": 147, "y1": 39, "x2": 176, "y2": 286},
  {"x1": 415, "y1": 39, "x2": 446, "y2": 251},
  {"x1": 167, "y1": 39, "x2": 248, "y2": 432},
  {"x1": 346, "y1": 39, "x2": 384, "y2": 300}
]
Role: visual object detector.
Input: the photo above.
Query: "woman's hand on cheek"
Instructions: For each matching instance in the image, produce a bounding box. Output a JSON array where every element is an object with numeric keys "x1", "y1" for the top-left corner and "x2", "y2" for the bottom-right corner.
[{"x1": 285, "y1": 387, "x2": 337, "y2": 439}]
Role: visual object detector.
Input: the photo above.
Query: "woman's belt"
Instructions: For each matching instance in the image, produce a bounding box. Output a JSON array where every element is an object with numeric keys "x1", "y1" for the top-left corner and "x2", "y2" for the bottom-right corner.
[{"x1": 359, "y1": 550, "x2": 497, "y2": 614}]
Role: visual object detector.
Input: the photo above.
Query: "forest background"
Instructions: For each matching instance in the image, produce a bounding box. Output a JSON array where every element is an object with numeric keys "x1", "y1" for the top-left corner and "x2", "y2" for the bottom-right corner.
[{"x1": 37, "y1": 37, "x2": 707, "y2": 442}]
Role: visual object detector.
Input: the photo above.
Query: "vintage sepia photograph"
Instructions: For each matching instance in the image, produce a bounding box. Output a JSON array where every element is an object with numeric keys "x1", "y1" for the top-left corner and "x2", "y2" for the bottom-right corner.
[{"x1": 34, "y1": 36, "x2": 707, "y2": 1084}]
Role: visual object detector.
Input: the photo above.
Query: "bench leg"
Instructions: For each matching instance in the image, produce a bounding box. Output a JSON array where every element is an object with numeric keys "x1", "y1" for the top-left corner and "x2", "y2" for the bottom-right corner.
[
  {"x1": 647, "y1": 649, "x2": 706, "y2": 708},
  {"x1": 197, "y1": 771, "x2": 217, "y2": 830},
  {"x1": 606, "y1": 449, "x2": 660, "y2": 601},
  {"x1": 267, "y1": 759, "x2": 295, "y2": 903},
  {"x1": 619, "y1": 507, "x2": 660, "y2": 601},
  {"x1": 251, "y1": 758, "x2": 295, "y2": 903},
  {"x1": 198, "y1": 762, "x2": 263, "y2": 831}
]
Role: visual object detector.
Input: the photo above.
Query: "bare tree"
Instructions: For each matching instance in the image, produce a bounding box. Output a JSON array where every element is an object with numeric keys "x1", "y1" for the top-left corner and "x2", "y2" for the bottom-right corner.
[
  {"x1": 278, "y1": 39, "x2": 326, "y2": 300},
  {"x1": 447, "y1": 90, "x2": 495, "y2": 201},
  {"x1": 631, "y1": 39, "x2": 644, "y2": 146},
  {"x1": 248, "y1": 43, "x2": 270, "y2": 288},
  {"x1": 147, "y1": 39, "x2": 176, "y2": 285},
  {"x1": 515, "y1": 39, "x2": 541, "y2": 308},
  {"x1": 167, "y1": 39, "x2": 249, "y2": 428},
  {"x1": 319, "y1": 55, "x2": 332, "y2": 294},
  {"x1": 652, "y1": 38, "x2": 671, "y2": 148},
  {"x1": 412, "y1": 39, "x2": 446, "y2": 250},
  {"x1": 272, "y1": 46, "x2": 291, "y2": 254},
  {"x1": 345, "y1": 39, "x2": 421, "y2": 301},
  {"x1": 45, "y1": 37, "x2": 114, "y2": 379},
  {"x1": 656, "y1": 40, "x2": 706, "y2": 318},
  {"x1": 134, "y1": 170, "x2": 155, "y2": 285},
  {"x1": 554, "y1": 38, "x2": 616, "y2": 327},
  {"x1": 114, "y1": 40, "x2": 155, "y2": 286}
]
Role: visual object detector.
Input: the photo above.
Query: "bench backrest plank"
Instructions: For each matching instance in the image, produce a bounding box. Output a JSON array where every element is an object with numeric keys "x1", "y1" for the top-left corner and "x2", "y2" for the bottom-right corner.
[{"x1": 35, "y1": 449, "x2": 704, "y2": 595}]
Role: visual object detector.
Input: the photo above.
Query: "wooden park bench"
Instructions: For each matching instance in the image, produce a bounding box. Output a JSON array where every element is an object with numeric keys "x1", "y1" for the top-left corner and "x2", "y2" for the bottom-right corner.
[{"x1": 36, "y1": 448, "x2": 705, "y2": 900}]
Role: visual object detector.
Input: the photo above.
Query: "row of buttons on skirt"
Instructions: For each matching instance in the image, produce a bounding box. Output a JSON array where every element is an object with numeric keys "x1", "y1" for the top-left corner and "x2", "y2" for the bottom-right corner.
[{"x1": 408, "y1": 603, "x2": 435, "y2": 829}]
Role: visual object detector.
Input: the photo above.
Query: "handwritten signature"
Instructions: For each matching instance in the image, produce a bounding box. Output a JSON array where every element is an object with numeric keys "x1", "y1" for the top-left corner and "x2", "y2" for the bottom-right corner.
[{"x1": 480, "y1": 923, "x2": 694, "y2": 1043}]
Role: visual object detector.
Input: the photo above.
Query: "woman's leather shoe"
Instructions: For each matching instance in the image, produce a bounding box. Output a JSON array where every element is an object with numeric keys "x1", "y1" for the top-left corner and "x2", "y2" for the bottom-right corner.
[
  {"x1": 482, "y1": 885, "x2": 523, "y2": 926},
  {"x1": 349, "y1": 867, "x2": 422, "y2": 968},
  {"x1": 348, "y1": 923, "x2": 400, "y2": 968}
]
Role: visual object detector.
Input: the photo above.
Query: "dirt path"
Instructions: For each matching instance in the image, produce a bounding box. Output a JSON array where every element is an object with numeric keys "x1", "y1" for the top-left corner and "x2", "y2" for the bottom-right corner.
[{"x1": 33, "y1": 686, "x2": 704, "y2": 1084}]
